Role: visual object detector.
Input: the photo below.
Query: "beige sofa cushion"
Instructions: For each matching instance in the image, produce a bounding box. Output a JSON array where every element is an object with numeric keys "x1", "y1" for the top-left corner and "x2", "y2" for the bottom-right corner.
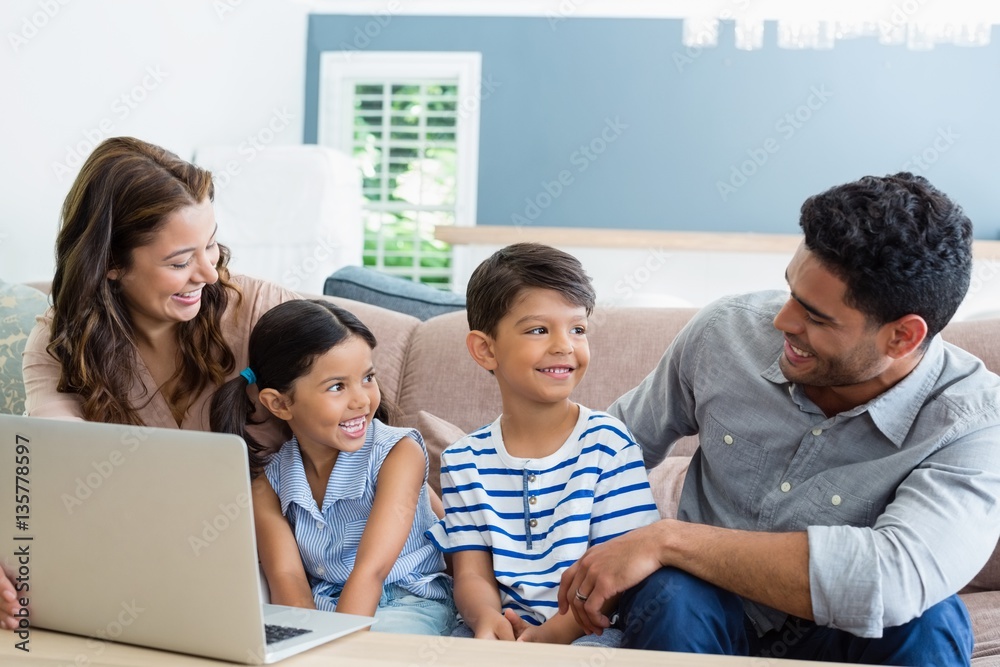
[
  {"x1": 962, "y1": 591, "x2": 1000, "y2": 664},
  {"x1": 942, "y1": 319, "x2": 1000, "y2": 375},
  {"x1": 397, "y1": 410, "x2": 466, "y2": 495}
]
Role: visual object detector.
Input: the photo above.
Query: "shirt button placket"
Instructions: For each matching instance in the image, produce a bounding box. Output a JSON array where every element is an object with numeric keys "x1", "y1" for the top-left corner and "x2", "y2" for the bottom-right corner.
[{"x1": 523, "y1": 470, "x2": 536, "y2": 551}]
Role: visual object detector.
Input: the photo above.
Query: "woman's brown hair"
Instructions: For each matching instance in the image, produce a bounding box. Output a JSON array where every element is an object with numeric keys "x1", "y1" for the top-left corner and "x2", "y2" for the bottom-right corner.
[{"x1": 48, "y1": 136, "x2": 241, "y2": 425}]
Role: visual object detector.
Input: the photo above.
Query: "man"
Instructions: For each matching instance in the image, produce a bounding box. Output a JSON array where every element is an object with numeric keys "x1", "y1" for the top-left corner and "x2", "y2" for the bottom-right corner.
[{"x1": 559, "y1": 173, "x2": 1000, "y2": 665}]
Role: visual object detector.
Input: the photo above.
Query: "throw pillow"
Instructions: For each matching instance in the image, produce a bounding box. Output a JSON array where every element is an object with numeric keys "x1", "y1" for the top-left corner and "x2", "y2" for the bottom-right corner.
[
  {"x1": 397, "y1": 410, "x2": 466, "y2": 496},
  {"x1": 324, "y1": 266, "x2": 466, "y2": 321},
  {"x1": 0, "y1": 281, "x2": 49, "y2": 415}
]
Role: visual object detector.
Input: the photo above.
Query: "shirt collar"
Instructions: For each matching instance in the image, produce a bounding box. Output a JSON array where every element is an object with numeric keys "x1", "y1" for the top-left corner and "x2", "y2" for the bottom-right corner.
[
  {"x1": 761, "y1": 336, "x2": 945, "y2": 448},
  {"x1": 324, "y1": 427, "x2": 373, "y2": 506},
  {"x1": 274, "y1": 429, "x2": 373, "y2": 515},
  {"x1": 274, "y1": 439, "x2": 317, "y2": 517}
]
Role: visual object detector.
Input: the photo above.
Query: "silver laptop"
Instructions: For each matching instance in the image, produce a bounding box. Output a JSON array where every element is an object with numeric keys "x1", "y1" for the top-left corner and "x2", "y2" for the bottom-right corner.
[{"x1": 0, "y1": 414, "x2": 374, "y2": 664}]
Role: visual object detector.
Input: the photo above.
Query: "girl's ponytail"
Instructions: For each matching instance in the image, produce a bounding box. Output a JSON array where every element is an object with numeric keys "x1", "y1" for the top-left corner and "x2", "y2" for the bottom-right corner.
[{"x1": 210, "y1": 374, "x2": 269, "y2": 477}]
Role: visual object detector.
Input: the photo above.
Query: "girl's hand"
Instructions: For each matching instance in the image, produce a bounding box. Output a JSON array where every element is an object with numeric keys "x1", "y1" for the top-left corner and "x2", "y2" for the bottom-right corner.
[{"x1": 473, "y1": 611, "x2": 515, "y2": 640}]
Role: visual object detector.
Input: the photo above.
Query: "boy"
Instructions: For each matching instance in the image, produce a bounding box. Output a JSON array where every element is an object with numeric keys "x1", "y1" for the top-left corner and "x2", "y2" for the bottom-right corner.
[{"x1": 426, "y1": 243, "x2": 660, "y2": 645}]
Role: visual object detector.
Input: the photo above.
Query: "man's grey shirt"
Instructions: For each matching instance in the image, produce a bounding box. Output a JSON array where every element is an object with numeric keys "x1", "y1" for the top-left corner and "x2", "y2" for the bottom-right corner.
[{"x1": 609, "y1": 291, "x2": 1000, "y2": 638}]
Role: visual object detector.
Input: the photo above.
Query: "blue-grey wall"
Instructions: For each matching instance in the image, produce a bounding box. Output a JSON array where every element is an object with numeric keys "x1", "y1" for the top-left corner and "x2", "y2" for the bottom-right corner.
[{"x1": 305, "y1": 16, "x2": 1000, "y2": 239}]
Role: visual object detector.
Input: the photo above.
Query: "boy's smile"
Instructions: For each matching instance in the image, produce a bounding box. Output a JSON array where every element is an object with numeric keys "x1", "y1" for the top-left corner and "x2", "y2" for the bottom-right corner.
[{"x1": 485, "y1": 287, "x2": 590, "y2": 407}]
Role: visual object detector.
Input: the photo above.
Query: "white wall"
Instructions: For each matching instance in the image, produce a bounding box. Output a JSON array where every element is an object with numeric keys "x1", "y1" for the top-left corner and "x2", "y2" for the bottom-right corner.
[
  {"x1": 0, "y1": 0, "x2": 310, "y2": 283},
  {"x1": 3, "y1": 2, "x2": 999, "y2": 318}
]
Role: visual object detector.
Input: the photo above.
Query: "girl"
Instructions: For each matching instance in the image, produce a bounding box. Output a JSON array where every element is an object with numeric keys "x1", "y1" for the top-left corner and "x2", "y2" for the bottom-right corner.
[{"x1": 211, "y1": 299, "x2": 455, "y2": 636}]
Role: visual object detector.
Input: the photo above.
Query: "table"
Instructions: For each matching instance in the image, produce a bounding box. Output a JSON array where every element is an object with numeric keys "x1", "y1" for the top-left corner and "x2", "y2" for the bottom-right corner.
[{"x1": 1, "y1": 628, "x2": 853, "y2": 666}]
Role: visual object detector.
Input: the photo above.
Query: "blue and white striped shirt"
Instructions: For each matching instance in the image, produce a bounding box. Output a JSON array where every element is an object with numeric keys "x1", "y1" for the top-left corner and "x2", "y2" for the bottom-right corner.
[
  {"x1": 265, "y1": 419, "x2": 450, "y2": 611},
  {"x1": 425, "y1": 406, "x2": 660, "y2": 625}
]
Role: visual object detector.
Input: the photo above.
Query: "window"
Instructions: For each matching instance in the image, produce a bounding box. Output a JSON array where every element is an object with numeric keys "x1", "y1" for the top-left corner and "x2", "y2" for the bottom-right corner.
[{"x1": 318, "y1": 52, "x2": 481, "y2": 289}]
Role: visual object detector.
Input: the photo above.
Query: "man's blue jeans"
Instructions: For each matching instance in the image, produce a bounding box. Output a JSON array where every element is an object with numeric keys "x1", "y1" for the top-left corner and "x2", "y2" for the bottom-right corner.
[{"x1": 619, "y1": 568, "x2": 973, "y2": 666}]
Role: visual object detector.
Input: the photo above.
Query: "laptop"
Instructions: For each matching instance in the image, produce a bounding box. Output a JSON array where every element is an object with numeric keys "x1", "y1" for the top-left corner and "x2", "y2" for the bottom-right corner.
[{"x1": 0, "y1": 414, "x2": 374, "y2": 664}]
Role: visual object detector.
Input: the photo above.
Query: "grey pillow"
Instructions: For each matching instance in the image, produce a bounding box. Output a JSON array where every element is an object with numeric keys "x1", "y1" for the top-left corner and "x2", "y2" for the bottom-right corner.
[
  {"x1": 0, "y1": 281, "x2": 49, "y2": 415},
  {"x1": 323, "y1": 266, "x2": 466, "y2": 321}
]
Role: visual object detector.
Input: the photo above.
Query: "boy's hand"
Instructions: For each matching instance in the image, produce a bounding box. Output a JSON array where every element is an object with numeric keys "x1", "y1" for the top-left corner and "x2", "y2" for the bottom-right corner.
[
  {"x1": 473, "y1": 611, "x2": 515, "y2": 640},
  {"x1": 504, "y1": 609, "x2": 543, "y2": 643}
]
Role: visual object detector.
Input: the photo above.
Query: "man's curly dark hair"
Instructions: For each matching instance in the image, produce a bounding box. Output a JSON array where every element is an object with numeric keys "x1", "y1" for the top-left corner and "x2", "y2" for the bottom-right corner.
[{"x1": 799, "y1": 172, "x2": 972, "y2": 341}]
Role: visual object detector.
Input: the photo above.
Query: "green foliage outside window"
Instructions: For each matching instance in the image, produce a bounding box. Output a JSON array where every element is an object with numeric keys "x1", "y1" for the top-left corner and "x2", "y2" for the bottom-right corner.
[{"x1": 352, "y1": 82, "x2": 458, "y2": 289}]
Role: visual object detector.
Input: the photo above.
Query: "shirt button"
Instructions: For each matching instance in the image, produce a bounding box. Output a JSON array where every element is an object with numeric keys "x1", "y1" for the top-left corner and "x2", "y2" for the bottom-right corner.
[
  {"x1": 529, "y1": 519, "x2": 538, "y2": 528},
  {"x1": 831, "y1": 495, "x2": 842, "y2": 506},
  {"x1": 315, "y1": 566, "x2": 325, "y2": 576},
  {"x1": 528, "y1": 496, "x2": 537, "y2": 505},
  {"x1": 811, "y1": 428, "x2": 823, "y2": 436},
  {"x1": 780, "y1": 482, "x2": 791, "y2": 493},
  {"x1": 316, "y1": 521, "x2": 324, "y2": 531},
  {"x1": 723, "y1": 435, "x2": 734, "y2": 445},
  {"x1": 528, "y1": 474, "x2": 537, "y2": 482}
]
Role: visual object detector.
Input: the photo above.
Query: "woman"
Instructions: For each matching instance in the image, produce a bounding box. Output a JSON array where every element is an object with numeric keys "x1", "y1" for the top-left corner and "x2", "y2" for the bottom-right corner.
[{"x1": 1, "y1": 136, "x2": 297, "y2": 628}]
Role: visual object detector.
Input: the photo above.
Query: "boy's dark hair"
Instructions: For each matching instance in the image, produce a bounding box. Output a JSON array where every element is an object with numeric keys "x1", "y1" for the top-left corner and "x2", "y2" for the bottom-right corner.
[
  {"x1": 466, "y1": 243, "x2": 596, "y2": 336},
  {"x1": 210, "y1": 299, "x2": 396, "y2": 476},
  {"x1": 800, "y1": 172, "x2": 972, "y2": 341}
]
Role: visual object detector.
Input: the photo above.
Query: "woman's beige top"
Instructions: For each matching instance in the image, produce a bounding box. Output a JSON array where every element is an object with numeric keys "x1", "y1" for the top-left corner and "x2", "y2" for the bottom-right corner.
[{"x1": 22, "y1": 274, "x2": 297, "y2": 447}]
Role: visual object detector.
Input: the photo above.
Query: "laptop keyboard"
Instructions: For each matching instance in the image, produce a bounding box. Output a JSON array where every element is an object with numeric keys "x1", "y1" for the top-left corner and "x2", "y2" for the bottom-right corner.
[{"x1": 265, "y1": 624, "x2": 313, "y2": 645}]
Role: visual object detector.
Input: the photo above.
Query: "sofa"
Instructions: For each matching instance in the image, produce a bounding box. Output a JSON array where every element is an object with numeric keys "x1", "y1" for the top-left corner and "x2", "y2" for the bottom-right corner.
[{"x1": 3, "y1": 279, "x2": 1000, "y2": 663}]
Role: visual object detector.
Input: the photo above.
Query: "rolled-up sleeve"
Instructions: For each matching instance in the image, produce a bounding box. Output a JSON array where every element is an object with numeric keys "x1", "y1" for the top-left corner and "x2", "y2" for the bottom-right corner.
[
  {"x1": 809, "y1": 421, "x2": 1000, "y2": 637},
  {"x1": 23, "y1": 314, "x2": 84, "y2": 420}
]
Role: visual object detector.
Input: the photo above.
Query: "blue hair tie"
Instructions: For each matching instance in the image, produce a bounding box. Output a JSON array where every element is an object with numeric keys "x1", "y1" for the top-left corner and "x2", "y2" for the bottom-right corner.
[{"x1": 240, "y1": 367, "x2": 257, "y2": 385}]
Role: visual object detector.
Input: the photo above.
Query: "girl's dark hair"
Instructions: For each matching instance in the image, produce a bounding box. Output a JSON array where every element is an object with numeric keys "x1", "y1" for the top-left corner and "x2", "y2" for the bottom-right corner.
[
  {"x1": 48, "y1": 136, "x2": 240, "y2": 425},
  {"x1": 210, "y1": 299, "x2": 396, "y2": 476}
]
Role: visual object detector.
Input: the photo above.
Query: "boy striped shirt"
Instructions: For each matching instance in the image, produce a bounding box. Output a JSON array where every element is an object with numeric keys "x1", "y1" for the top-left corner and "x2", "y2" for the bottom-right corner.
[{"x1": 426, "y1": 406, "x2": 660, "y2": 626}]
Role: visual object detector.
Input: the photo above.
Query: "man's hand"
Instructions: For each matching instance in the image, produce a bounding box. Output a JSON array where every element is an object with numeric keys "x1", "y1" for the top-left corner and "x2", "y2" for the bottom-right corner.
[
  {"x1": 559, "y1": 522, "x2": 666, "y2": 634},
  {"x1": 0, "y1": 569, "x2": 25, "y2": 631},
  {"x1": 473, "y1": 611, "x2": 516, "y2": 640}
]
